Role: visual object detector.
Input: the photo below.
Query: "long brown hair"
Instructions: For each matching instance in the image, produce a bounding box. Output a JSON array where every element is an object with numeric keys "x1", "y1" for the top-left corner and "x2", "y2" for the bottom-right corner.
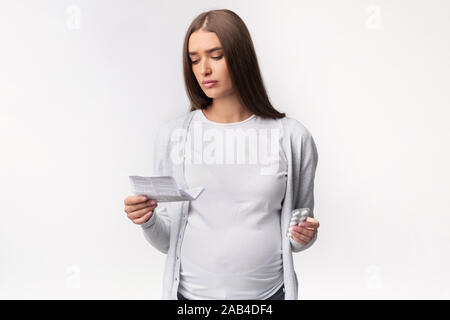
[{"x1": 182, "y1": 9, "x2": 286, "y2": 119}]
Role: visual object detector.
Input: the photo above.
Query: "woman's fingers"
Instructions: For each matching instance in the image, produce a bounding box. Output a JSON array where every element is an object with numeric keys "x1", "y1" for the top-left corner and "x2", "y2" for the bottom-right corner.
[
  {"x1": 292, "y1": 232, "x2": 310, "y2": 245},
  {"x1": 294, "y1": 226, "x2": 315, "y2": 238},
  {"x1": 125, "y1": 199, "x2": 157, "y2": 215},
  {"x1": 123, "y1": 195, "x2": 159, "y2": 225},
  {"x1": 124, "y1": 195, "x2": 148, "y2": 206},
  {"x1": 127, "y1": 203, "x2": 157, "y2": 220},
  {"x1": 133, "y1": 210, "x2": 154, "y2": 225}
]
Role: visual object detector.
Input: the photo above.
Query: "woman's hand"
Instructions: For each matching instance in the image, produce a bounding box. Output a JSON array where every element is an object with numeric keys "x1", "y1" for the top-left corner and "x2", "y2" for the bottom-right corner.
[
  {"x1": 290, "y1": 217, "x2": 320, "y2": 246},
  {"x1": 124, "y1": 195, "x2": 158, "y2": 224}
]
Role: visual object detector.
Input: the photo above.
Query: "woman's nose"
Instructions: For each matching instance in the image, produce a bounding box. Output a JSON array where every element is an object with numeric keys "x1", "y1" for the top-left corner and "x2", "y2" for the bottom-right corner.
[{"x1": 200, "y1": 60, "x2": 211, "y2": 74}]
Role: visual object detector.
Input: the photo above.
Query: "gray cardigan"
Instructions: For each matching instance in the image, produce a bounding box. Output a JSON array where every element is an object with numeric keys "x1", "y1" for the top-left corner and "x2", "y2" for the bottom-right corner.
[{"x1": 140, "y1": 110, "x2": 319, "y2": 300}]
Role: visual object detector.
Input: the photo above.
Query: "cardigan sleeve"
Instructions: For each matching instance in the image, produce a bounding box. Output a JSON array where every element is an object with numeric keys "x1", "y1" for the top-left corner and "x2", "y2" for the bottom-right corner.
[
  {"x1": 139, "y1": 124, "x2": 172, "y2": 254},
  {"x1": 290, "y1": 129, "x2": 319, "y2": 253}
]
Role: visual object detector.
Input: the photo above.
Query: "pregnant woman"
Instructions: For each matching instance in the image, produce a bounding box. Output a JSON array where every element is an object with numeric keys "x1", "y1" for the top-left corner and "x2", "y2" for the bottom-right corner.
[{"x1": 123, "y1": 9, "x2": 320, "y2": 300}]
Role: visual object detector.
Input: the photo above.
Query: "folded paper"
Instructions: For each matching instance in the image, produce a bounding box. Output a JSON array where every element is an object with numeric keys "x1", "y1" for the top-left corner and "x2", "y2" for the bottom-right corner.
[{"x1": 129, "y1": 175, "x2": 205, "y2": 202}]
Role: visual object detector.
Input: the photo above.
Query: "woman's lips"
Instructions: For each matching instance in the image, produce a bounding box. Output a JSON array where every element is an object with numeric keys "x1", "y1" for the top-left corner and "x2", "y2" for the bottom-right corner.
[{"x1": 203, "y1": 81, "x2": 218, "y2": 88}]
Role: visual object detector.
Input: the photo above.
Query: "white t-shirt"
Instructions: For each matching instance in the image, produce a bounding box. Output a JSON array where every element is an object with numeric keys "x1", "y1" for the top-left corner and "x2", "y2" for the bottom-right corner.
[{"x1": 178, "y1": 109, "x2": 288, "y2": 300}]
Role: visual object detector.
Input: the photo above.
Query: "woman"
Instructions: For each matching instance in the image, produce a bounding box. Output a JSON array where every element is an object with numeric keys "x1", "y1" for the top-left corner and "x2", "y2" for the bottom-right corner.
[{"x1": 123, "y1": 9, "x2": 320, "y2": 300}]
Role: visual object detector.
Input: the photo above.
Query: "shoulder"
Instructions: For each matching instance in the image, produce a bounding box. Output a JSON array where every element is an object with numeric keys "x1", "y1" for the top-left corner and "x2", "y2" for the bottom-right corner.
[
  {"x1": 280, "y1": 116, "x2": 318, "y2": 161},
  {"x1": 160, "y1": 110, "x2": 193, "y2": 131},
  {"x1": 155, "y1": 110, "x2": 195, "y2": 140},
  {"x1": 280, "y1": 116, "x2": 314, "y2": 140}
]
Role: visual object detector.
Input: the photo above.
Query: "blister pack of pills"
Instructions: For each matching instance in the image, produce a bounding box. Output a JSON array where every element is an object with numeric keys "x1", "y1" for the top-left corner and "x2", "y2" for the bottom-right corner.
[{"x1": 287, "y1": 208, "x2": 310, "y2": 240}]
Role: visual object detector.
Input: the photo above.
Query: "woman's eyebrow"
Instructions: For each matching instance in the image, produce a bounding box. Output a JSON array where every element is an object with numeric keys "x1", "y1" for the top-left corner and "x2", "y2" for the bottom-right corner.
[{"x1": 188, "y1": 46, "x2": 223, "y2": 56}]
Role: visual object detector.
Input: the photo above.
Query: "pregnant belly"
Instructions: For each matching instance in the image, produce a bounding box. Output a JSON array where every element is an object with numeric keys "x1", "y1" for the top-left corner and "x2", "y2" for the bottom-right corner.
[{"x1": 181, "y1": 224, "x2": 282, "y2": 276}]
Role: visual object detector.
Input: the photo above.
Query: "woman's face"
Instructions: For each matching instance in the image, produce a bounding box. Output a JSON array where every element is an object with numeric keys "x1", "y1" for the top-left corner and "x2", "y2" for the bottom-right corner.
[{"x1": 188, "y1": 30, "x2": 234, "y2": 98}]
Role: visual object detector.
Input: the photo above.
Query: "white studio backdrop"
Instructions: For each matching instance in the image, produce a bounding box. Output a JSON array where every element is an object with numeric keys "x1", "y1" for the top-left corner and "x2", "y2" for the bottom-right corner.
[{"x1": 0, "y1": 0, "x2": 449, "y2": 299}]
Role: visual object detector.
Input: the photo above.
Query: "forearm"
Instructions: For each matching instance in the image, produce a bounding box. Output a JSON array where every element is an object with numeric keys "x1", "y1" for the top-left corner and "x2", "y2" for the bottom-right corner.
[{"x1": 140, "y1": 207, "x2": 171, "y2": 254}]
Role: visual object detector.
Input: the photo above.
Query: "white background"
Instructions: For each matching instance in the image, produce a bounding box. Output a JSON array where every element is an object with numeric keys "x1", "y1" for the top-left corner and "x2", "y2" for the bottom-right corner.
[{"x1": 1, "y1": 0, "x2": 449, "y2": 299}]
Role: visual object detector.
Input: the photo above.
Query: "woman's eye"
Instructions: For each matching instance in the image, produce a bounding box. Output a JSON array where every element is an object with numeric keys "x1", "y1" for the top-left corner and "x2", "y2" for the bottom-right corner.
[{"x1": 191, "y1": 55, "x2": 223, "y2": 64}]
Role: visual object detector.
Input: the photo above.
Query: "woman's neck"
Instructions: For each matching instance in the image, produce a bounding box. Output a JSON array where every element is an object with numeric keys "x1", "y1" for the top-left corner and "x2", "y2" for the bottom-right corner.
[{"x1": 204, "y1": 96, "x2": 253, "y2": 123}]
